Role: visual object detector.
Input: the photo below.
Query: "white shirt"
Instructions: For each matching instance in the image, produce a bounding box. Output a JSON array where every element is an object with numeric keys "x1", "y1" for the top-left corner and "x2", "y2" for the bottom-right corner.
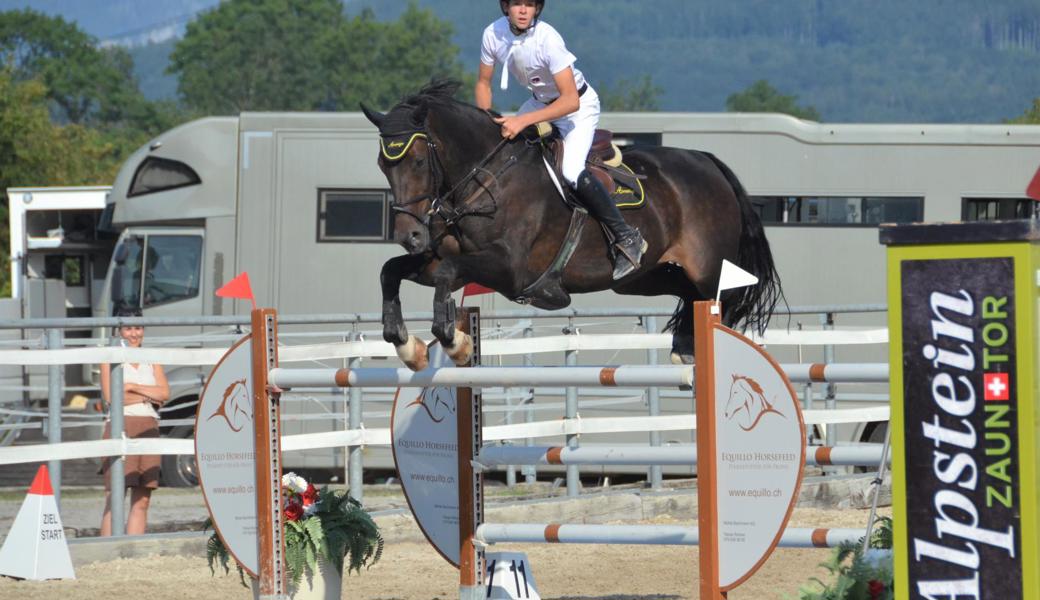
[
  {"x1": 118, "y1": 362, "x2": 160, "y2": 419},
  {"x1": 480, "y1": 18, "x2": 586, "y2": 104}
]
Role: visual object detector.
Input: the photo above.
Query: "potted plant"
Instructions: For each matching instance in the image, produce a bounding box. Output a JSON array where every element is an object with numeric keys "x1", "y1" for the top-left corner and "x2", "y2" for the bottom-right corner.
[
  {"x1": 796, "y1": 517, "x2": 894, "y2": 600},
  {"x1": 205, "y1": 472, "x2": 383, "y2": 599}
]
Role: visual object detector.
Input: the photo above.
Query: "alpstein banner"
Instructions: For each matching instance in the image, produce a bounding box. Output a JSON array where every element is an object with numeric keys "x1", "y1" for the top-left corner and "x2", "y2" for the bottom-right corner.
[
  {"x1": 899, "y1": 257, "x2": 1020, "y2": 596},
  {"x1": 883, "y1": 220, "x2": 1040, "y2": 600}
]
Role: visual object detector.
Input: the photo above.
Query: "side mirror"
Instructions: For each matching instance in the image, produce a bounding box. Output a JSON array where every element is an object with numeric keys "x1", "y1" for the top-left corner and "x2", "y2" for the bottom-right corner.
[{"x1": 113, "y1": 241, "x2": 129, "y2": 265}]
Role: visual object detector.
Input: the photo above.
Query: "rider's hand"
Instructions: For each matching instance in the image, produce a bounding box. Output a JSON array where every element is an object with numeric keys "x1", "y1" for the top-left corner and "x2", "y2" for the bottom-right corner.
[{"x1": 494, "y1": 115, "x2": 527, "y2": 139}]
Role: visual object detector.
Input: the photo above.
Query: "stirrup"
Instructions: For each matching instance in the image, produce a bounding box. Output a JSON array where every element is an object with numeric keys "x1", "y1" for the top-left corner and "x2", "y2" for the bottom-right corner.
[{"x1": 612, "y1": 233, "x2": 647, "y2": 280}]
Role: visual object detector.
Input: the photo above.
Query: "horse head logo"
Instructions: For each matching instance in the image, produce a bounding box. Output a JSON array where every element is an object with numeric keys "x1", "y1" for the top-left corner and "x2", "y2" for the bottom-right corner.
[
  {"x1": 208, "y1": 378, "x2": 252, "y2": 432},
  {"x1": 408, "y1": 387, "x2": 455, "y2": 423},
  {"x1": 724, "y1": 374, "x2": 784, "y2": 432}
]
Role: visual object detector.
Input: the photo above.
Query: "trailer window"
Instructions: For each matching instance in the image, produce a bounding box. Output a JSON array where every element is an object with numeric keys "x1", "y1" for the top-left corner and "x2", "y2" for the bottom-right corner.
[
  {"x1": 44, "y1": 255, "x2": 85, "y2": 287},
  {"x1": 143, "y1": 235, "x2": 203, "y2": 307},
  {"x1": 128, "y1": 157, "x2": 201, "y2": 198},
  {"x1": 317, "y1": 190, "x2": 390, "y2": 242},
  {"x1": 962, "y1": 198, "x2": 1036, "y2": 221},
  {"x1": 752, "y1": 196, "x2": 923, "y2": 226}
]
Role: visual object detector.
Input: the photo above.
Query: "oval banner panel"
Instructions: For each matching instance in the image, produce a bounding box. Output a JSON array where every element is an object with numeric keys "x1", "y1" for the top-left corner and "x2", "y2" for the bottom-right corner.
[
  {"x1": 713, "y1": 324, "x2": 805, "y2": 590},
  {"x1": 195, "y1": 335, "x2": 258, "y2": 576},
  {"x1": 391, "y1": 344, "x2": 461, "y2": 566}
]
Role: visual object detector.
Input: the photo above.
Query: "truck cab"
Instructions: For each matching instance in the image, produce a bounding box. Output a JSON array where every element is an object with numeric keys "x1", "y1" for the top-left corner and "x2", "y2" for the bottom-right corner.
[{"x1": 97, "y1": 117, "x2": 240, "y2": 486}]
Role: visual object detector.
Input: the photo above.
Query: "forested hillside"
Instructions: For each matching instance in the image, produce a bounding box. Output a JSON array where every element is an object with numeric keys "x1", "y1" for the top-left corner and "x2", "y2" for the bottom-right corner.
[
  {"x1": 4, "y1": 0, "x2": 1039, "y2": 122},
  {"x1": 352, "y1": 0, "x2": 1040, "y2": 122}
]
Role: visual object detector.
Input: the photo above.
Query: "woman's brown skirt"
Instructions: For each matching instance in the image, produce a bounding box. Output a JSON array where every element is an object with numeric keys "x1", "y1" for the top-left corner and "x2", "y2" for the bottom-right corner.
[{"x1": 102, "y1": 416, "x2": 161, "y2": 490}]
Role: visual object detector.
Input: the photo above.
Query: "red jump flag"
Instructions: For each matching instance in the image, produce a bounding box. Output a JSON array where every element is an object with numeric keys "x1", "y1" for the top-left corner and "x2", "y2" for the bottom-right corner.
[
  {"x1": 1027, "y1": 165, "x2": 1040, "y2": 202},
  {"x1": 460, "y1": 283, "x2": 495, "y2": 306},
  {"x1": 216, "y1": 271, "x2": 256, "y2": 309}
]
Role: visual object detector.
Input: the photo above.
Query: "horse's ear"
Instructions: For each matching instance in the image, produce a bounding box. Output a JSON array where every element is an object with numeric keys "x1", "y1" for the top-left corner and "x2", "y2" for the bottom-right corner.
[
  {"x1": 411, "y1": 101, "x2": 429, "y2": 127},
  {"x1": 732, "y1": 374, "x2": 739, "y2": 381},
  {"x1": 360, "y1": 103, "x2": 386, "y2": 128}
]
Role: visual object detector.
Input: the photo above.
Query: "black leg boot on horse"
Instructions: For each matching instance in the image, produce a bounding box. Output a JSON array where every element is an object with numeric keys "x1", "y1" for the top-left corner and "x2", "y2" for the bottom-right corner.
[{"x1": 574, "y1": 169, "x2": 648, "y2": 280}]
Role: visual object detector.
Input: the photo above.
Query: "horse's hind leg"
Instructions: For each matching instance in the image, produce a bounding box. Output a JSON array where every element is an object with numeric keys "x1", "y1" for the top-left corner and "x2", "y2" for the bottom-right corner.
[{"x1": 667, "y1": 298, "x2": 695, "y2": 364}]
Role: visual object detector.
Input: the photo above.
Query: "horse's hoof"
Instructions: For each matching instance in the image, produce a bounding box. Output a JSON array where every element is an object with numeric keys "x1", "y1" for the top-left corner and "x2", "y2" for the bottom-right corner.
[
  {"x1": 670, "y1": 352, "x2": 694, "y2": 365},
  {"x1": 445, "y1": 330, "x2": 474, "y2": 366},
  {"x1": 396, "y1": 336, "x2": 429, "y2": 371}
]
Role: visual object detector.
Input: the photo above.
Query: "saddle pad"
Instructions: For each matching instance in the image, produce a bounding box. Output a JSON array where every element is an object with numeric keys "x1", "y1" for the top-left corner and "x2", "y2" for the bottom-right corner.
[{"x1": 608, "y1": 163, "x2": 646, "y2": 210}]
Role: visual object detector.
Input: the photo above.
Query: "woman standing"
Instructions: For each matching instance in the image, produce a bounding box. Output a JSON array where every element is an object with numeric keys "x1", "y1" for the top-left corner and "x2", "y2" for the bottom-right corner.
[{"x1": 99, "y1": 306, "x2": 169, "y2": 536}]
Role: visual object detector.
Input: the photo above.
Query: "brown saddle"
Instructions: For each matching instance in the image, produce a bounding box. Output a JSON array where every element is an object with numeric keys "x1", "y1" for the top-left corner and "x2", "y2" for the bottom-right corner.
[{"x1": 539, "y1": 125, "x2": 647, "y2": 209}]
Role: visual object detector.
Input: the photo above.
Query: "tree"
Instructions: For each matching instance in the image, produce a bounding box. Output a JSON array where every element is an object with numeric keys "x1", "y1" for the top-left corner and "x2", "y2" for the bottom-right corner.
[
  {"x1": 169, "y1": 0, "x2": 468, "y2": 114},
  {"x1": 0, "y1": 69, "x2": 124, "y2": 295},
  {"x1": 1007, "y1": 98, "x2": 1040, "y2": 124},
  {"x1": 600, "y1": 75, "x2": 663, "y2": 112},
  {"x1": 725, "y1": 79, "x2": 821, "y2": 121},
  {"x1": 0, "y1": 9, "x2": 171, "y2": 132},
  {"x1": 332, "y1": 4, "x2": 472, "y2": 109}
]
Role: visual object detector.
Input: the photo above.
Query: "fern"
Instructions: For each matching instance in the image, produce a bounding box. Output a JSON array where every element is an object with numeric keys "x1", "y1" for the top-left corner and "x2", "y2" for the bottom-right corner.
[{"x1": 796, "y1": 541, "x2": 894, "y2": 600}]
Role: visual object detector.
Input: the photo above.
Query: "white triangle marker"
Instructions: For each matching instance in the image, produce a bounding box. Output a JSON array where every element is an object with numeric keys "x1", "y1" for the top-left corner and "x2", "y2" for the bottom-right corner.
[
  {"x1": 0, "y1": 465, "x2": 76, "y2": 580},
  {"x1": 715, "y1": 259, "x2": 759, "y2": 304}
]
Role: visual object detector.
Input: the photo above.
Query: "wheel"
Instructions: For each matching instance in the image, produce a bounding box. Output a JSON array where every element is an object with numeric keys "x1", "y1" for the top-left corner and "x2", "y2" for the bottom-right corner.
[
  {"x1": 854, "y1": 421, "x2": 889, "y2": 473},
  {"x1": 161, "y1": 424, "x2": 199, "y2": 487}
]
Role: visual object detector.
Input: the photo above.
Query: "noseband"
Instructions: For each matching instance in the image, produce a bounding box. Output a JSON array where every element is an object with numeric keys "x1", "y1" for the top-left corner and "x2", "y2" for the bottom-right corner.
[{"x1": 379, "y1": 128, "x2": 514, "y2": 247}]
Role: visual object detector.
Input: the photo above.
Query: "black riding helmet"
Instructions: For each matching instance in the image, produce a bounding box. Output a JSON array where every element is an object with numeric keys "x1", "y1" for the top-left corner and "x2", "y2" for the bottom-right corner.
[{"x1": 500, "y1": 0, "x2": 544, "y2": 32}]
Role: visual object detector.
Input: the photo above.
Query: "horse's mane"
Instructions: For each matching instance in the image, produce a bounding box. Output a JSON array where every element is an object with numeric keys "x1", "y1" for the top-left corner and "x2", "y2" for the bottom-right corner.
[
  {"x1": 732, "y1": 374, "x2": 764, "y2": 395},
  {"x1": 389, "y1": 79, "x2": 499, "y2": 133},
  {"x1": 398, "y1": 79, "x2": 463, "y2": 109}
]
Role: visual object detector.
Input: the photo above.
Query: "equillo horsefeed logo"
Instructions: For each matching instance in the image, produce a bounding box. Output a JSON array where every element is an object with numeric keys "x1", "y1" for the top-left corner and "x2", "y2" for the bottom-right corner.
[
  {"x1": 208, "y1": 378, "x2": 252, "y2": 432},
  {"x1": 408, "y1": 387, "x2": 456, "y2": 423},
  {"x1": 899, "y1": 258, "x2": 1020, "y2": 597},
  {"x1": 724, "y1": 374, "x2": 785, "y2": 431},
  {"x1": 194, "y1": 336, "x2": 259, "y2": 576},
  {"x1": 712, "y1": 325, "x2": 804, "y2": 590},
  {"x1": 390, "y1": 345, "x2": 463, "y2": 566}
]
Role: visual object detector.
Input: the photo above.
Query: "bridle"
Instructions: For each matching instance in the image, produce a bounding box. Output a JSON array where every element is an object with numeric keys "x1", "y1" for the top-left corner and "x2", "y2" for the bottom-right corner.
[{"x1": 379, "y1": 127, "x2": 515, "y2": 249}]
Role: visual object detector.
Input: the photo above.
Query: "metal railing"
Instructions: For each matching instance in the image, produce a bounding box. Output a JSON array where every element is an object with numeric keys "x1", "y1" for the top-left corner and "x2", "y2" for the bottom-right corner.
[{"x1": 0, "y1": 303, "x2": 889, "y2": 529}]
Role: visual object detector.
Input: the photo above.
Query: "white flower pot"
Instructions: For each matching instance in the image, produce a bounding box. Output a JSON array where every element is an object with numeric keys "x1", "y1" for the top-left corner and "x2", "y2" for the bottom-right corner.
[
  {"x1": 252, "y1": 559, "x2": 343, "y2": 600},
  {"x1": 863, "y1": 548, "x2": 894, "y2": 570}
]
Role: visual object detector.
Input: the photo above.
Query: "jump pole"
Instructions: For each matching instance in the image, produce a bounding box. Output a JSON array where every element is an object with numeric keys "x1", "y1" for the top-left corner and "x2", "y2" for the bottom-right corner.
[
  {"x1": 251, "y1": 308, "x2": 288, "y2": 599},
  {"x1": 694, "y1": 301, "x2": 724, "y2": 600},
  {"x1": 456, "y1": 307, "x2": 485, "y2": 600}
]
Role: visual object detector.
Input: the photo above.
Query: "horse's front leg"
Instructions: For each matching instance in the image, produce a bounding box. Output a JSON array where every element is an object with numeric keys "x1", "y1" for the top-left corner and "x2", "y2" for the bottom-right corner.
[
  {"x1": 381, "y1": 254, "x2": 433, "y2": 371},
  {"x1": 430, "y1": 255, "x2": 491, "y2": 367}
]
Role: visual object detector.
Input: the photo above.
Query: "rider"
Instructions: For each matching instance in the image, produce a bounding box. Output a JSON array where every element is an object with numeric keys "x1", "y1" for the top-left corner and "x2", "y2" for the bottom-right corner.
[{"x1": 476, "y1": 0, "x2": 647, "y2": 280}]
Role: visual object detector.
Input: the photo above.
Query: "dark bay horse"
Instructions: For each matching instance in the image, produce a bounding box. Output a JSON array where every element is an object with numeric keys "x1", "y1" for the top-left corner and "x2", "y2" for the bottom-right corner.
[{"x1": 362, "y1": 80, "x2": 782, "y2": 370}]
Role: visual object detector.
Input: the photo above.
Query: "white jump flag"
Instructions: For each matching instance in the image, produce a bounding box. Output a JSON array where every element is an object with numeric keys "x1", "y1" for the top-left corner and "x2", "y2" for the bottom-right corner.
[
  {"x1": 715, "y1": 259, "x2": 759, "y2": 303},
  {"x1": 0, "y1": 465, "x2": 75, "y2": 580}
]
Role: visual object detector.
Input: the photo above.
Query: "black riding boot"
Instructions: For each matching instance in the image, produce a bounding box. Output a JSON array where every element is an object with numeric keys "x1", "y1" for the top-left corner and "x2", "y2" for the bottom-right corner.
[{"x1": 574, "y1": 169, "x2": 647, "y2": 280}]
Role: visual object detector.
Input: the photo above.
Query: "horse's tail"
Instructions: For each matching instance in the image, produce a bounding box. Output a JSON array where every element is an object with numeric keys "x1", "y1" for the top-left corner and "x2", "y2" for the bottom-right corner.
[{"x1": 703, "y1": 153, "x2": 785, "y2": 335}]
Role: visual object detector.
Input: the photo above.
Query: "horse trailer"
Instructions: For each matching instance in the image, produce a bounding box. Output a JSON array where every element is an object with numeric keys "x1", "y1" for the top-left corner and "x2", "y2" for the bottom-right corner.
[{"x1": 13, "y1": 110, "x2": 1040, "y2": 483}]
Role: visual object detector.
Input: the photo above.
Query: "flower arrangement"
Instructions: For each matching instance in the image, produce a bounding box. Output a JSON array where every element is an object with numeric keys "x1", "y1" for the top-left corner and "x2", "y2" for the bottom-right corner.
[
  {"x1": 795, "y1": 517, "x2": 894, "y2": 600},
  {"x1": 206, "y1": 472, "x2": 383, "y2": 587}
]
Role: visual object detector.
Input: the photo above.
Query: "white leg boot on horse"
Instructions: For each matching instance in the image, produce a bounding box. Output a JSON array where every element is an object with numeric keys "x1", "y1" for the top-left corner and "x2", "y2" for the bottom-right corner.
[
  {"x1": 444, "y1": 329, "x2": 474, "y2": 367},
  {"x1": 396, "y1": 335, "x2": 429, "y2": 371}
]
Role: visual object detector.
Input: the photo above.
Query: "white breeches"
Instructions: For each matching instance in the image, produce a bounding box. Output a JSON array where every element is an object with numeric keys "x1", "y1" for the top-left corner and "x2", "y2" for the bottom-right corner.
[{"x1": 518, "y1": 86, "x2": 601, "y2": 186}]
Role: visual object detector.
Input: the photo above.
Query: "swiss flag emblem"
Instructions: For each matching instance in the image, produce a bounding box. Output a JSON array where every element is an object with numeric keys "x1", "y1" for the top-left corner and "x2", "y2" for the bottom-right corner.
[{"x1": 984, "y1": 372, "x2": 1010, "y2": 401}]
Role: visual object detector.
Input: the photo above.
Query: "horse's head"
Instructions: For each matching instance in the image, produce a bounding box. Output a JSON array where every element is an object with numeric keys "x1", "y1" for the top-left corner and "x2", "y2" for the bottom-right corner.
[
  {"x1": 362, "y1": 99, "x2": 438, "y2": 254},
  {"x1": 363, "y1": 80, "x2": 504, "y2": 256}
]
